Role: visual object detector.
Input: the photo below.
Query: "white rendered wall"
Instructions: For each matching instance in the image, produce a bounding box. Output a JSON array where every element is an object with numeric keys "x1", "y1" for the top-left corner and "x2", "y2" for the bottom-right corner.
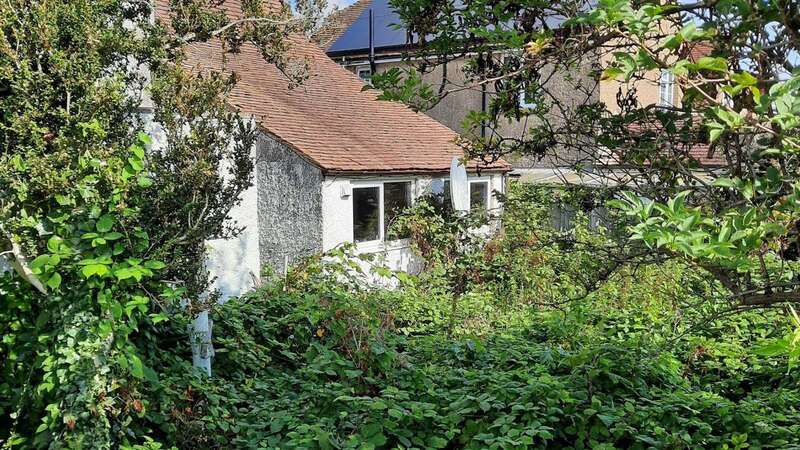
[
  {"x1": 205, "y1": 176, "x2": 261, "y2": 299},
  {"x1": 321, "y1": 175, "x2": 419, "y2": 274}
]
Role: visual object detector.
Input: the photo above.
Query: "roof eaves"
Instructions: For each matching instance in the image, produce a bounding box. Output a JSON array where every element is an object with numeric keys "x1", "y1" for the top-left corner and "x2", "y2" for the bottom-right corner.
[{"x1": 323, "y1": 166, "x2": 511, "y2": 176}]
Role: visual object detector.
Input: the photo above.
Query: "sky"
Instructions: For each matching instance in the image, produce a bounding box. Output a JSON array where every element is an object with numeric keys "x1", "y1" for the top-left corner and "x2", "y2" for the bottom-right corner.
[
  {"x1": 288, "y1": 0, "x2": 357, "y2": 13},
  {"x1": 330, "y1": 0, "x2": 357, "y2": 9}
]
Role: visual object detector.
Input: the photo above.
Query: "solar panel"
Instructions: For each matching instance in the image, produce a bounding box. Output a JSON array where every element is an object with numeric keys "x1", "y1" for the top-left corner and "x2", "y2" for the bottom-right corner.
[
  {"x1": 327, "y1": 0, "x2": 408, "y2": 54},
  {"x1": 326, "y1": 0, "x2": 597, "y2": 55}
]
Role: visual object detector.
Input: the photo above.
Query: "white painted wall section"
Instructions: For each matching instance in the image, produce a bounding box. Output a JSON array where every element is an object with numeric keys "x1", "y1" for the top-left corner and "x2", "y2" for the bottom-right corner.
[{"x1": 205, "y1": 177, "x2": 261, "y2": 299}]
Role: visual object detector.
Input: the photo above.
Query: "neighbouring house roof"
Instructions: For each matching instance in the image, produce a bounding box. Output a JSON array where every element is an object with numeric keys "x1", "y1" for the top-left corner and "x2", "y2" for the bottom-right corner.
[
  {"x1": 322, "y1": 0, "x2": 408, "y2": 56},
  {"x1": 627, "y1": 117, "x2": 725, "y2": 167},
  {"x1": 155, "y1": 2, "x2": 508, "y2": 175},
  {"x1": 312, "y1": 0, "x2": 373, "y2": 51},
  {"x1": 683, "y1": 41, "x2": 715, "y2": 62},
  {"x1": 316, "y1": 0, "x2": 593, "y2": 56}
]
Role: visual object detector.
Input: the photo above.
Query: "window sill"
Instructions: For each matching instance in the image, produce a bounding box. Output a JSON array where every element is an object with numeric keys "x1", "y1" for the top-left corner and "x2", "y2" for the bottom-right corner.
[{"x1": 355, "y1": 238, "x2": 411, "y2": 254}]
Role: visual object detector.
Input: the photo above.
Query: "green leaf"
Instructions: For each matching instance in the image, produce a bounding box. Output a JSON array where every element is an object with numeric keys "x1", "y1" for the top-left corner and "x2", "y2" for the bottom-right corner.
[
  {"x1": 82, "y1": 264, "x2": 109, "y2": 278},
  {"x1": 129, "y1": 354, "x2": 145, "y2": 379},
  {"x1": 46, "y1": 236, "x2": 63, "y2": 253},
  {"x1": 427, "y1": 436, "x2": 449, "y2": 448},
  {"x1": 137, "y1": 176, "x2": 153, "y2": 188},
  {"x1": 695, "y1": 56, "x2": 728, "y2": 72},
  {"x1": 366, "y1": 432, "x2": 387, "y2": 447},
  {"x1": 597, "y1": 413, "x2": 616, "y2": 427},
  {"x1": 137, "y1": 131, "x2": 152, "y2": 146},
  {"x1": 713, "y1": 107, "x2": 743, "y2": 128},
  {"x1": 601, "y1": 66, "x2": 624, "y2": 80},
  {"x1": 754, "y1": 340, "x2": 787, "y2": 357},
  {"x1": 46, "y1": 273, "x2": 61, "y2": 290},
  {"x1": 96, "y1": 215, "x2": 114, "y2": 233},
  {"x1": 54, "y1": 194, "x2": 73, "y2": 206},
  {"x1": 144, "y1": 260, "x2": 166, "y2": 270},
  {"x1": 731, "y1": 71, "x2": 757, "y2": 87},
  {"x1": 30, "y1": 254, "x2": 52, "y2": 271},
  {"x1": 128, "y1": 157, "x2": 144, "y2": 172},
  {"x1": 150, "y1": 313, "x2": 169, "y2": 324},
  {"x1": 613, "y1": 52, "x2": 637, "y2": 81},
  {"x1": 130, "y1": 144, "x2": 145, "y2": 159},
  {"x1": 712, "y1": 177, "x2": 737, "y2": 188}
]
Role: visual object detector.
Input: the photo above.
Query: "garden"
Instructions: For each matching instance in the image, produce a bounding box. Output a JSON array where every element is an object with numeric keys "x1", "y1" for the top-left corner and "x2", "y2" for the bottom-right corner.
[{"x1": 2, "y1": 0, "x2": 800, "y2": 448}]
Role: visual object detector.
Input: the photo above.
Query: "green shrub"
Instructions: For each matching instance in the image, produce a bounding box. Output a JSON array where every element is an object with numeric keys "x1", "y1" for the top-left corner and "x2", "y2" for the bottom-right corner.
[{"x1": 141, "y1": 244, "x2": 799, "y2": 449}]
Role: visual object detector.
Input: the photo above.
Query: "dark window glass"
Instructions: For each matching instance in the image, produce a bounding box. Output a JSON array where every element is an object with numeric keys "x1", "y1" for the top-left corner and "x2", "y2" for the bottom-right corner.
[
  {"x1": 470, "y1": 182, "x2": 489, "y2": 210},
  {"x1": 384, "y1": 182, "x2": 411, "y2": 238},
  {"x1": 358, "y1": 68, "x2": 372, "y2": 83},
  {"x1": 550, "y1": 204, "x2": 576, "y2": 231},
  {"x1": 443, "y1": 180, "x2": 452, "y2": 211},
  {"x1": 353, "y1": 186, "x2": 380, "y2": 242},
  {"x1": 432, "y1": 179, "x2": 452, "y2": 212}
]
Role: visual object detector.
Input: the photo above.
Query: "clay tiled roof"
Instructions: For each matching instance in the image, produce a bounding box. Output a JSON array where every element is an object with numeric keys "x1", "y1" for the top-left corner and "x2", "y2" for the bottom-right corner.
[
  {"x1": 182, "y1": 38, "x2": 509, "y2": 174},
  {"x1": 154, "y1": 0, "x2": 285, "y2": 22},
  {"x1": 156, "y1": 1, "x2": 507, "y2": 175},
  {"x1": 312, "y1": 0, "x2": 372, "y2": 50},
  {"x1": 683, "y1": 41, "x2": 714, "y2": 62}
]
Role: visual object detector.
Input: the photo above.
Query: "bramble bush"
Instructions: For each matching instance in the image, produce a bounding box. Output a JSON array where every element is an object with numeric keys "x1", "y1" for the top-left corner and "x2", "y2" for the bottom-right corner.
[{"x1": 137, "y1": 183, "x2": 799, "y2": 449}]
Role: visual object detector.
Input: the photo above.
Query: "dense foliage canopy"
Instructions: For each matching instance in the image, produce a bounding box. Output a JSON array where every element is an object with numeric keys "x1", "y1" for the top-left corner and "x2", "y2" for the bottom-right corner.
[
  {"x1": 1, "y1": 0, "x2": 798, "y2": 448},
  {"x1": 128, "y1": 185, "x2": 800, "y2": 448},
  {"x1": 373, "y1": 0, "x2": 800, "y2": 309}
]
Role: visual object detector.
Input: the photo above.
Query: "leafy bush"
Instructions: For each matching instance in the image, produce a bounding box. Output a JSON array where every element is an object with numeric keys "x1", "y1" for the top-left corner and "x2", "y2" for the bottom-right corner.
[
  {"x1": 141, "y1": 239, "x2": 800, "y2": 449},
  {"x1": 6, "y1": 179, "x2": 799, "y2": 449}
]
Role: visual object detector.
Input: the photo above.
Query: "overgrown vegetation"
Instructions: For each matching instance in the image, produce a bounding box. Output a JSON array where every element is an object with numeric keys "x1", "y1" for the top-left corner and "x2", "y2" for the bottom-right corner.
[
  {"x1": 2, "y1": 0, "x2": 799, "y2": 448},
  {"x1": 373, "y1": 0, "x2": 800, "y2": 309},
  {"x1": 100, "y1": 183, "x2": 800, "y2": 448}
]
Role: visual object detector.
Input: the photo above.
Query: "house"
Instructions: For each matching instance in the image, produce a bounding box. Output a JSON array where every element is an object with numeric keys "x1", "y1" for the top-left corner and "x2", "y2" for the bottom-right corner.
[
  {"x1": 314, "y1": 0, "x2": 706, "y2": 177},
  {"x1": 151, "y1": 1, "x2": 509, "y2": 299},
  {"x1": 314, "y1": 0, "x2": 603, "y2": 171}
]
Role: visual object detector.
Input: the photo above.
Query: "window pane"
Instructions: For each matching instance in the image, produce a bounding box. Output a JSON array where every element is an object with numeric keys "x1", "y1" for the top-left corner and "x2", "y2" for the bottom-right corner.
[
  {"x1": 384, "y1": 182, "x2": 411, "y2": 238},
  {"x1": 519, "y1": 85, "x2": 536, "y2": 109},
  {"x1": 353, "y1": 186, "x2": 380, "y2": 242},
  {"x1": 358, "y1": 67, "x2": 372, "y2": 84},
  {"x1": 470, "y1": 181, "x2": 488, "y2": 210},
  {"x1": 429, "y1": 179, "x2": 451, "y2": 211}
]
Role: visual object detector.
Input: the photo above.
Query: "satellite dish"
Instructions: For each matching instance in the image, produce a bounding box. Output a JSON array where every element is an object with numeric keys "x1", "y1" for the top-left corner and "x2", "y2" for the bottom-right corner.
[{"x1": 449, "y1": 157, "x2": 469, "y2": 212}]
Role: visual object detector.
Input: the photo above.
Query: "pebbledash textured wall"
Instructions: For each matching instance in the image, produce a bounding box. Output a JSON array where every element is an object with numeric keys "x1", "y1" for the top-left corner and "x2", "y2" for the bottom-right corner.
[{"x1": 256, "y1": 134, "x2": 323, "y2": 276}]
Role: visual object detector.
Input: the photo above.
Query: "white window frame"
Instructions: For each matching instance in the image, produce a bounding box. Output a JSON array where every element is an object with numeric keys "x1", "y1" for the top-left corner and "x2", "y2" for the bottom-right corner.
[
  {"x1": 351, "y1": 179, "x2": 414, "y2": 248},
  {"x1": 519, "y1": 83, "x2": 537, "y2": 109},
  {"x1": 468, "y1": 178, "x2": 491, "y2": 211},
  {"x1": 356, "y1": 66, "x2": 372, "y2": 85},
  {"x1": 432, "y1": 177, "x2": 492, "y2": 211},
  {"x1": 659, "y1": 69, "x2": 675, "y2": 107}
]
